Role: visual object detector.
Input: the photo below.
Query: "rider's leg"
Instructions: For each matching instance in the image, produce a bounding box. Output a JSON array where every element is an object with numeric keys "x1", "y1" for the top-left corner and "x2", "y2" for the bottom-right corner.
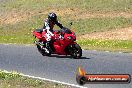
[{"x1": 46, "y1": 33, "x2": 52, "y2": 52}]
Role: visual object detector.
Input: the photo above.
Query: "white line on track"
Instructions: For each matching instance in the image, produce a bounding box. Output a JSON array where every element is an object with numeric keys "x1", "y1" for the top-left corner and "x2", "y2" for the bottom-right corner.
[
  {"x1": 1, "y1": 70, "x2": 87, "y2": 88},
  {"x1": 119, "y1": 52, "x2": 123, "y2": 53},
  {"x1": 105, "y1": 51, "x2": 110, "y2": 52},
  {"x1": 3, "y1": 44, "x2": 9, "y2": 45},
  {"x1": 21, "y1": 74, "x2": 87, "y2": 88}
]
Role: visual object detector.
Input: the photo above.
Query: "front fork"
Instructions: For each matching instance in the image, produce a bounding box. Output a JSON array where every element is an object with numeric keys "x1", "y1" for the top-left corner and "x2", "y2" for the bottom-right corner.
[{"x1": 65, "y1": 42, "x2": 77, "y2": 54}]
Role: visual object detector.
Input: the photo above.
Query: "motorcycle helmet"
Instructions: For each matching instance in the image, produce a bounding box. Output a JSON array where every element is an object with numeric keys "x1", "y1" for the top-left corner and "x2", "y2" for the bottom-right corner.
[{"x1": 48, "y1": 12, "x2": 57, "y2": 22}]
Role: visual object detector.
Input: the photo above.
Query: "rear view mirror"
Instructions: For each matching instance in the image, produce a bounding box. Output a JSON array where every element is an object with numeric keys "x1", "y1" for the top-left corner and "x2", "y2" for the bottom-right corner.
[{"x1": 69, "y1": 22, "x2": 73, "y2": 26}]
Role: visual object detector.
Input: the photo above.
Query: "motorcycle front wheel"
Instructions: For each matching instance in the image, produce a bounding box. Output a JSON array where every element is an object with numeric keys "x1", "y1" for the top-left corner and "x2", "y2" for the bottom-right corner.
[{"x1": 70, "y1": 44, "x2": 82, "y2": 59}]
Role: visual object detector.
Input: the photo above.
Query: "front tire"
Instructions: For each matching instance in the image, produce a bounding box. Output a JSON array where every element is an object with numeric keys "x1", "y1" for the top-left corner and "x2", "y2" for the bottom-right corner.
[{"x1": 70, "y1": 44, "x2": 82, "y2": 59}]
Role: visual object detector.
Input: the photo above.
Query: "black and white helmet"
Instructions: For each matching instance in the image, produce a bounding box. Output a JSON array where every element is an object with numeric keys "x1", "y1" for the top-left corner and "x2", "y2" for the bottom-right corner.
[{"x1": 48, "y1": 12, "x2": 57, "y2": 22}]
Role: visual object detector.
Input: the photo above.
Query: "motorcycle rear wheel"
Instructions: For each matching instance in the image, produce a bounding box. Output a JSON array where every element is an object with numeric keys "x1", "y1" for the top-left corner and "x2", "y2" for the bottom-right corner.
[{"x1": 36, "y1": 43, "x2": 51, "y2": 56}]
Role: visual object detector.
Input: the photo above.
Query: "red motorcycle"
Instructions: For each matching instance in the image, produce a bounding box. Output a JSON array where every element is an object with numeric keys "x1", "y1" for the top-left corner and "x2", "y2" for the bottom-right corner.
[{"x1": 33, "y1": 27, "x2": 82, "y2": 59}]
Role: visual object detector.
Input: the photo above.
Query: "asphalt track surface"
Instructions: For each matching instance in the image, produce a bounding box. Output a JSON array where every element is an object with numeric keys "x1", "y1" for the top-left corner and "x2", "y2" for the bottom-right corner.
[{"x1": 0, "y1": 44, "x2": 132, "y2": 88}]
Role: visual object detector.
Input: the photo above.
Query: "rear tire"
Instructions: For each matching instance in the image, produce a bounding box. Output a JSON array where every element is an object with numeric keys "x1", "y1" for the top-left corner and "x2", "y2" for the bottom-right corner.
[
  {"x1": 37, "y1": 44, "x2": 42, "y2": 53},
  {"x1": 36, "y1": 43, "x2": 51, "y2": 56}
]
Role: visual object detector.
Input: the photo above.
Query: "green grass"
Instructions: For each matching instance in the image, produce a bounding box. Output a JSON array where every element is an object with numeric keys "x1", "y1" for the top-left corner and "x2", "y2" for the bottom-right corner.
[
  {"x1": 0, "y1": 0, "x2": 132, "y2": 52},
  {"x1": 0, "y1": 70, "x2": 70, "y2": 88},
  {"x1": 72, "y1": 17, "x2": 132, "y2": 35},
  {"x1": 77, "y1": 39, "x2": 132, "y2": 52},
  {"x1": 0, "y1": 16, "x2": 132, "y2": 44},
  {"x1": 0, "y1": 0, "x2": 132, "y2": 12}
]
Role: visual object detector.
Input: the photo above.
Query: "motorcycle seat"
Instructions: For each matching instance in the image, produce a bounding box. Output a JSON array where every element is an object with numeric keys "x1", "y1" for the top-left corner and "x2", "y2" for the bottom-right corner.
[{"x1": 35, "y1": 29, "x2": 43, "y2": 33}]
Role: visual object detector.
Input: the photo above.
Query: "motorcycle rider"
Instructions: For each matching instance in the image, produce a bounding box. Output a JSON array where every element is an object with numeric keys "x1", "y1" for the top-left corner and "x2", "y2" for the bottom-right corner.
[{"x1": 43, "y1": 12, "x2": 64, "y2": 52}]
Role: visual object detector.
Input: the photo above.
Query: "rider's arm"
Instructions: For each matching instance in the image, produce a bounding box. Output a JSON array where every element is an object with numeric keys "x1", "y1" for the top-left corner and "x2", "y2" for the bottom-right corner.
[
  {"x1": 55, "y1": 21, "x2": 63, "y2": 29},
  {"x1": 43, "y1": 19, "x2": 50, "y2": 29},
  {"x1": 45, "y1": 21, "x2": 50, "y2": 30}
]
